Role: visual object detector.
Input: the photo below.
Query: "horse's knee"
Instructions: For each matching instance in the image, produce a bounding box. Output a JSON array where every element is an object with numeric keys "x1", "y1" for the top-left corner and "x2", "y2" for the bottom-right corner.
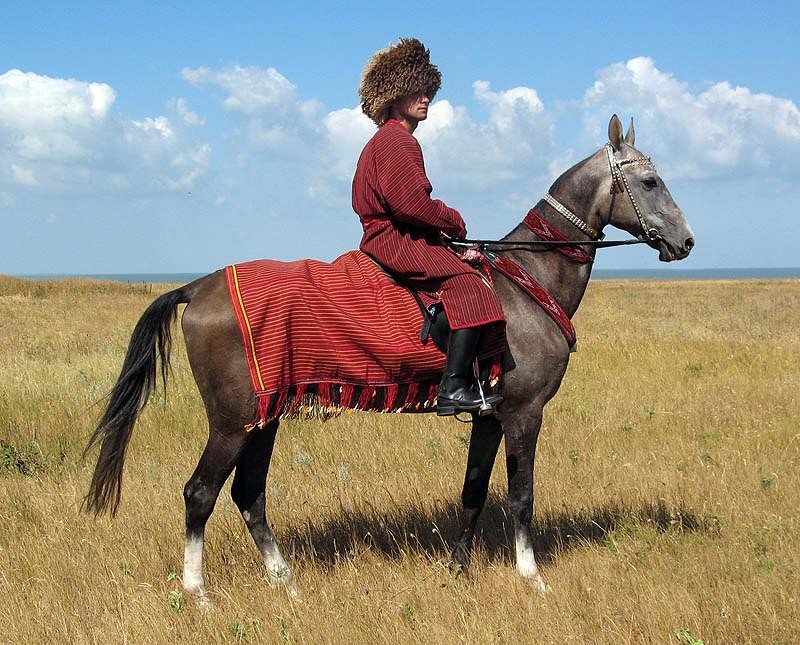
[{"x1": 183, "y1": 479, "x2": 216, "y2": 521}]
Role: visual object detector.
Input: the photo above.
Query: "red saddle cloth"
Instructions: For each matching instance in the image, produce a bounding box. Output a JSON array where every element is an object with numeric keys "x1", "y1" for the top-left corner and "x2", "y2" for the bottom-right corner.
[{"x1": 225, "y1": 250, "x2": 502, "y2": 427}]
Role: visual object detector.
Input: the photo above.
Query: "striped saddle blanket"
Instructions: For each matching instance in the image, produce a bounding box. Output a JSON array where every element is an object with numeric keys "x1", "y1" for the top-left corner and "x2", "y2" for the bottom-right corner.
[{"x1": 225, "y1": 250, "x2": 503, "y2": 427}]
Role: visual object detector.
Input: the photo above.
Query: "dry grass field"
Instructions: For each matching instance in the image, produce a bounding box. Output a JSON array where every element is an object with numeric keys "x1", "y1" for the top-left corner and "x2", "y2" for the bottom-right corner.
[{"x1": 0, "y1": 275, "x2": 797, "y2": 644}]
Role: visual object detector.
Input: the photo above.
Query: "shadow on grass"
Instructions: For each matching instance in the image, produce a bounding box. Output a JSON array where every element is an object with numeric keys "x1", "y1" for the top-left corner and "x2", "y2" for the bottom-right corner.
[{"x1": 281, "y1": 494, "x2": 713, "y2": 568}]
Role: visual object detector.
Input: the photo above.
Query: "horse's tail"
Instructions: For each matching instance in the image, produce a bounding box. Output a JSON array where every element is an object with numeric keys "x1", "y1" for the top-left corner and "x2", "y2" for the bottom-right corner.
[{"x1": 83, "y1": 286, "x2": 191, "y2": 516}]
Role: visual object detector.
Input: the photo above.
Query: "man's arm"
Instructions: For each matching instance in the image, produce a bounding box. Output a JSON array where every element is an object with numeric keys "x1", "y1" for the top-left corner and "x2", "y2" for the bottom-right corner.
[{"x1": 374, "y1": 131, "x2": 466, "y2": 239}]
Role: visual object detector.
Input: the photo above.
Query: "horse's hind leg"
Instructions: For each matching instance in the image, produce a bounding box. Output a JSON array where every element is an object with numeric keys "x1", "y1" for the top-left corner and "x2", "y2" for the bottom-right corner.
[
  {"x1": 183, "y1": 428, "x2": 250, "y2": 602},
  {"x1": 230, "y1": 420, "x2": 299, "y2": 597},
  {"x1": 451, "y1": 415, "x2": 504, "y2": 572}
]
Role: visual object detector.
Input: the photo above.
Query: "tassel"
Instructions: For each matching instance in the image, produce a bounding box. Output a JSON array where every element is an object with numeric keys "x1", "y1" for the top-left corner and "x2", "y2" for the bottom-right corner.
[
  {"x1": 385, "y1": 384, "x2": 399, "y2": 410},
  {"x1": 356, "y1": 386, "x2": 374, "y2": 411},
  {"x1": 425, "y1": 381, "x2": 439, "y2": 408},
  {"x1": 340, "y1": 383, "x2": 354, "y2": 410},
  {"x1": 272, "y1": 388, "x2": 289, "y2": 419},
  {"x1": 286, "y1": 384, "x2": 307, "y2": 417},
  {"x1": 317, "y1": 382, "x2": 331, "y2": 408},
  {"x1": 246, "y1": 395, "x2": 272, "y2": 431},
  {"x1": 489, "y1": 356, "x2": 503, "y2": 387},
  {"x1": 403, "y1": 382, "x2": 419, "y2": 409}
]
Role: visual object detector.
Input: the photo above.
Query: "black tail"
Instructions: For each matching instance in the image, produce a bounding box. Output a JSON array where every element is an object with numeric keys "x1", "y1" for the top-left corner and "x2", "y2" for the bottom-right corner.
[{"x1": 83, "y1": 287, "x2": 190, "y2": 516}]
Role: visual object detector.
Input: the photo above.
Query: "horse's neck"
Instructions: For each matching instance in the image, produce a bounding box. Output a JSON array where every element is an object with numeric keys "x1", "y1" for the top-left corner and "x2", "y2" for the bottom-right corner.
[{"x1": 502, "y1": 181, "x2": 602, "y2": 317}]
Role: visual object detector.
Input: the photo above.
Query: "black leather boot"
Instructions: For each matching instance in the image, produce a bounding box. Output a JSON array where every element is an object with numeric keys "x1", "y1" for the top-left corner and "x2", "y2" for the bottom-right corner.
[{"x1": 437, "y1": 328, "x2": 502, "y2": 416}]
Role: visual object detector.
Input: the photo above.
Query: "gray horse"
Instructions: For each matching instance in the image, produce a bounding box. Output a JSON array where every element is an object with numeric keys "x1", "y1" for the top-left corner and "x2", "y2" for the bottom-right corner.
[{"x1": 84, "y1": 115, "x2": 694, "y2": 600}]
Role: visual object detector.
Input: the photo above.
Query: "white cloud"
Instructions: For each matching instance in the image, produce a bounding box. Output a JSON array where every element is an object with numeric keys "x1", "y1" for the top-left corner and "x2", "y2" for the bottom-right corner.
[
  {"x1": 582, "y1": 57, "x2": 800, "y2": 179},
  {"x1": 182, "y1": 65, "x2": 299, "y2": 116},
  {"x1": 11, "y1": 163, "x2": 36, "y2": 186},
  {"x1": 416, "y1": 82, "x2": 555, "y2": 193},
  {"x1": 0, "y1": 69, "x2": 210, "y2": 194},
  {"x1": 322, "y1": 106, "x2": 375, "y2": 181},
  {"x1": 175, "y1": 98, "x2": 206, "y2": 126}
]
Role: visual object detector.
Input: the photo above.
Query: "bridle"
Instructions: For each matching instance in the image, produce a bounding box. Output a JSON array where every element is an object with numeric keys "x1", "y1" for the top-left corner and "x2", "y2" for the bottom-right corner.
[
  {"x1": 453, "y1": 142, "x2": 662, "y2": 251},
  {"x1": 604, "y1": 143, "x2": 662, "y2": 243}
]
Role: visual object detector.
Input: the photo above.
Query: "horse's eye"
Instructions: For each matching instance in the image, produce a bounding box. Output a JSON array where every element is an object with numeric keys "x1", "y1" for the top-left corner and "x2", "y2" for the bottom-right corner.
[{"x1": 642, "y1": 177, "x2": 658, "y2": 190}]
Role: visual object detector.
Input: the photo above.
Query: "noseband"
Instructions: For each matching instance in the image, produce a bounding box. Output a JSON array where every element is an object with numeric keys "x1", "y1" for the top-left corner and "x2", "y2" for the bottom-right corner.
[{"x1": 543, "y1": 143, "x2": 661, "y2": 243}]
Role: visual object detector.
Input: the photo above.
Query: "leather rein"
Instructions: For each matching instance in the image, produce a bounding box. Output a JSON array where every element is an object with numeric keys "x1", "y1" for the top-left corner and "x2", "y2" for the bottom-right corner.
[{"x1": 450, "y1": 143, "x2": 661, "y2": 254}]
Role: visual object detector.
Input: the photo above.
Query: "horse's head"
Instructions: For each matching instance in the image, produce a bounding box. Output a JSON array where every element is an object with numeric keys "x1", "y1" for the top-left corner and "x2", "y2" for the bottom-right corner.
[{"x1": 601, "y1": 115, "x2": 695, "y2": 261}]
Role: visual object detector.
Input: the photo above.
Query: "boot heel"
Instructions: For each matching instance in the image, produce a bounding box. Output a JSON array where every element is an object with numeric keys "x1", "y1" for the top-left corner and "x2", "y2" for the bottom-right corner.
[{"x1": 437, "y1": 404, "x2": 456, "y2": 417}]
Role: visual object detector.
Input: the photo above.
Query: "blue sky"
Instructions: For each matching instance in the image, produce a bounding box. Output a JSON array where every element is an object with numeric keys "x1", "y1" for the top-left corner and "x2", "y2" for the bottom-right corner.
[{"x1": 2, "y1": 1, "x2": 798, "y2": 274}]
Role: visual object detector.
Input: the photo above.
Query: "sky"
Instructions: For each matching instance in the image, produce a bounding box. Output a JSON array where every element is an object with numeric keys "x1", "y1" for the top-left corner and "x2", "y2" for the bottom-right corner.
[{"x1": 2, "y1": 1, "x2": 799, "y2": 275}]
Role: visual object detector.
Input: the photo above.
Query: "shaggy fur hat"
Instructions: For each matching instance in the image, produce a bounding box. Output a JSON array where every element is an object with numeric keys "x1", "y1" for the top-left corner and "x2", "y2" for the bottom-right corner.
[{"x1": 359, "y1": 38, "x2": 442, "y2": 126}]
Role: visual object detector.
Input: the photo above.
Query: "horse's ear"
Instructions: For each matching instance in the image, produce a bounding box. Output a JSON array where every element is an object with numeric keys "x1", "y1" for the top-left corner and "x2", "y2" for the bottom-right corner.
[
  {"x1": 624, "y1": 117, "x2": 635, "y2": 146},
  {"x1": 608, "y1": 114, "x2": 624, "y2": 151}
]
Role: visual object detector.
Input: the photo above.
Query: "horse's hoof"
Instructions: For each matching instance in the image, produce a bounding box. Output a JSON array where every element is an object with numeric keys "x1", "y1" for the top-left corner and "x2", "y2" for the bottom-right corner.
[
  {"x1": 448, "y1": 560, "x2": 471, "y2": 580},
  {"x1": 286, "y1": 581, "x2": 303, "y2": 600},
  {"x1": 532, "y1": 575, "x2": 550, "y2": 594},
  {"x1": 267, "y1": 568, "x2": 302, "y2": 599},
  {"x1": 184, "y1": 587, "x2": 214, "y2": 610}
]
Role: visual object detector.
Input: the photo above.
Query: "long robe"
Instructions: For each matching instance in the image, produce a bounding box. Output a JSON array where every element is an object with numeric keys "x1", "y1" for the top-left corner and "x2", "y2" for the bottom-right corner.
[{"x1": 352, "y1": 119, "x2": 505, "y2": 331}]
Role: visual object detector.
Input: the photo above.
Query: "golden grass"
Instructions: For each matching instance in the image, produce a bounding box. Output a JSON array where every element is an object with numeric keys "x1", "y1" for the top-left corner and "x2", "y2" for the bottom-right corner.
[{"x1": 0, "y1": 275, "x2": 797, "y2": 644}]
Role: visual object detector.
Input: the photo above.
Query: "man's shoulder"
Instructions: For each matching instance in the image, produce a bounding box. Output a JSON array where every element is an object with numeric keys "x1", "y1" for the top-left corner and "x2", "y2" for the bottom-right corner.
[{"x1": 370, "y1": 121, "x2": 419, "y2": 153}]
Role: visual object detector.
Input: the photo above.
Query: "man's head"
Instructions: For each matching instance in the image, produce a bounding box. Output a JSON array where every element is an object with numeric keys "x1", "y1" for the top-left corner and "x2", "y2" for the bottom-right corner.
[{"x1": 359, "y1": 38, "x2": 441, "y2": 126}]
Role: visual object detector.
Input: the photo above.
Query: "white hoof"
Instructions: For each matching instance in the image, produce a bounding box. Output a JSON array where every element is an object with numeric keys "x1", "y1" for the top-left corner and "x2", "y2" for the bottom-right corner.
[
  {"x1": 196, "y1": 592, "x2": 214, "y2": 610},
  {"x1": 183, "y1": 585, "x2": 213, "y2": 609},
  {"x1": 532, "y1": 574, "x2": 551, "y2": 594},
  {"x1": 267, "y1": 567, "x2": 301, "y2": 599}
]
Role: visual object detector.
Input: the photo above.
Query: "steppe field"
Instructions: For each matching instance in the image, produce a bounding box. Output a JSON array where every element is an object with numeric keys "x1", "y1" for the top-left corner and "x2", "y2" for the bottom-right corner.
[{"x1": 0, "y1": 276, "x2": 797, "y2": 644}]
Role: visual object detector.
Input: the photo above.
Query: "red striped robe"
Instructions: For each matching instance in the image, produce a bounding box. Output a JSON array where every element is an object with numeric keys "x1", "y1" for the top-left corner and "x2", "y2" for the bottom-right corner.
[{"x1": 352, "y1": 119, "x2": 505, "y2": 330}]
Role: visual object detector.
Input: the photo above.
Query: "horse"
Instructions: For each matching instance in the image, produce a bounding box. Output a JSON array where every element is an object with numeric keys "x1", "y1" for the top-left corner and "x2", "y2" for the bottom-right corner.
[{"x1": 83, "y1": 115, "x2": 694, "y2": 601}]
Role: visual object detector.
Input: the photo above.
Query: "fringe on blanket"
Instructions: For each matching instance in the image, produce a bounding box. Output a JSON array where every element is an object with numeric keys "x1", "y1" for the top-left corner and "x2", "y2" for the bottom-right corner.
[{"x1": 246, "y1": 358, "x2": 503, "y2": 430}]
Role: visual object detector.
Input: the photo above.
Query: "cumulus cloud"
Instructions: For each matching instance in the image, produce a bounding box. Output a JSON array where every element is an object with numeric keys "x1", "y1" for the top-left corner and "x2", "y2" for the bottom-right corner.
[
  {"x1": 182, "y1": 65, "x2": 324, "y2": 155},
  {"x1": 416, "y1": 81, "x2": 554, "y2": 194},
  {"x1": 175, "y1": 98, "x2": 206, "y2": 126},
  {"x1": 182, "y1": 65, "x2": 301, "y2": 116},
  {"x1": 181, "y1": 64, "x2": 374, "y2": 208},
  {"x1": 322, "y1": 105, "x2": 375, "y2": 180},
  {"x1": 0, "y1": 69, "x2": 210, "y2": 193},
  {"x1": 582, "y1": 57, "x2": 800, "y2": 179}
]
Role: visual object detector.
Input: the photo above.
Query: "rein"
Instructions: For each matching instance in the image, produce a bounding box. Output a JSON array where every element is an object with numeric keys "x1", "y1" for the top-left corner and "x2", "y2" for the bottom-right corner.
[
  {"x1": 451, "y1": 238, "x2": 646, "y2": 249},
  {"x1": 452, "y1": 142, "x2": 660, "y2": 254}
]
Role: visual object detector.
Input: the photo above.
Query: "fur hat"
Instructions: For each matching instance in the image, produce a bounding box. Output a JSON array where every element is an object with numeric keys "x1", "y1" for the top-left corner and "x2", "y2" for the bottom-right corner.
[{"x1": 359, "y1": 38, "x2": 442, "y2": 126}]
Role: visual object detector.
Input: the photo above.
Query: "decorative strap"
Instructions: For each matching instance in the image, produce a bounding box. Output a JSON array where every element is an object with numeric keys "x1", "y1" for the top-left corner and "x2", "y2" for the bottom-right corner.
[
  {"x1": 605, "y1": 143, "x2": 660, "y2": 241},
  {"x1": 542, "y1": 193, "x2": 604, "y2": 241},
  {"x1": 523, "y1": 209, "x2": 593, "y2": 263},
  {"x1": 487, "y1": 253, "x2": 576, "y2": 348}
]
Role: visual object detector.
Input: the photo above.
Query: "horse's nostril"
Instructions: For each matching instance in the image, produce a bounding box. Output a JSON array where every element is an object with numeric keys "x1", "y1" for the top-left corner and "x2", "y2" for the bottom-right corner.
[{"x1": 685, "y1": 237, "x2": 695, "y2": 250}]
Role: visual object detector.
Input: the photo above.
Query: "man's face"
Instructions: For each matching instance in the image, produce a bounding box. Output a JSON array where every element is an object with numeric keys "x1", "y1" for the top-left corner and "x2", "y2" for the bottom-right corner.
[{"x1": 394, "y1": 92, "x2": 431, "y2": 123}]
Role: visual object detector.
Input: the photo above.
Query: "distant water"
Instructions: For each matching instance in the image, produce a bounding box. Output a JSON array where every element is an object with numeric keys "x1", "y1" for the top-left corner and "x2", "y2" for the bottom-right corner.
[{"x1": 17, "y1": 268, "x2": 800, "y2": 283}]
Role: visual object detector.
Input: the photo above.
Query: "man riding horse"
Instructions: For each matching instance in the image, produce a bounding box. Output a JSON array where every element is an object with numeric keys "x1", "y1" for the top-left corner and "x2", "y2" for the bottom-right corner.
[{"x1": 353, "y1": 38, "x2": 505, "y2": 416}]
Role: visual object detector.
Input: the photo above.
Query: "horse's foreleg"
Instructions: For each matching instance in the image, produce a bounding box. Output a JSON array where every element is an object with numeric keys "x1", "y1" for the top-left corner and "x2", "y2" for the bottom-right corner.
[
  {"x1": 451, "y1": 414, "x2": 504, "y2": 571},
  {"x1": 183, "y1": 429, "x2": 249, "y2": 602},
  {"x1": 504, "y1": 412, "x2": 548, "y2": 592},
  {"x1": 230, "y1": 420, "x2": 299, "y2": 597}
]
